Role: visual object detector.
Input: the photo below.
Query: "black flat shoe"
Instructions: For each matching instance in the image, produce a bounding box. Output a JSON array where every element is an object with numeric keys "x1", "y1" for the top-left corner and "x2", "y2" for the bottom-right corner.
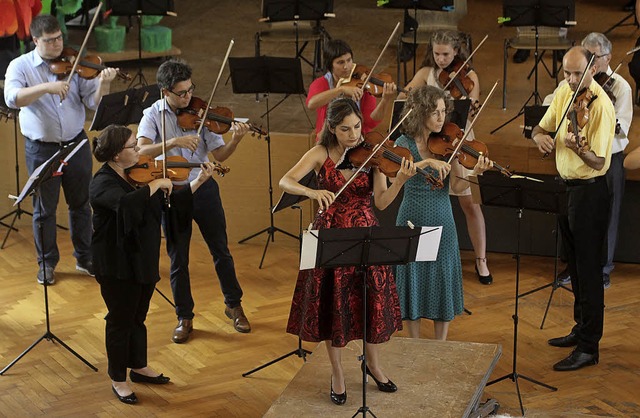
[
  {"x1": 330, "y1": 377, "x2": 347, "y2": 405},
  {"x1": 475, "y1": 264, "x2": 493, "y2": 285},
  {"x1": 112, "y1": 385, "x2": 138, "y2": 404},
  {"x1": 361, "y1": 362, "x2": 397, "y2": 393},
  {"x1": 129, "y1": 370, "x2": 171, "y2": 384}
]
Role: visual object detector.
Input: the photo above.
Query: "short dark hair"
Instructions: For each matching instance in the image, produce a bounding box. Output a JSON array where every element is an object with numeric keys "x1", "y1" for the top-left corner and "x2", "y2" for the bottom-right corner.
[
  {"x1": 92, "y1": 125, "x2": 133, "y2": 162},
  {"x1": 318, "y1": 98, "x2": 362, "y2": 147},
  {"x1": 156, "y1": 58, "x2": 192, "y2": 90},
  {"x1": 30, "y1": 15, "x2": 60, "y2": 38},
  {"x1": 323, "y1": 39, "x2": 353, "y2": 73}
]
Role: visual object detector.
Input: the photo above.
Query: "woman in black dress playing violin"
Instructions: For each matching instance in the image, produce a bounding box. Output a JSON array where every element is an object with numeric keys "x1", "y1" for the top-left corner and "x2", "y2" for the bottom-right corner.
[{"x1": 400, "y1": 30, "x2": 493, "y2": 285}]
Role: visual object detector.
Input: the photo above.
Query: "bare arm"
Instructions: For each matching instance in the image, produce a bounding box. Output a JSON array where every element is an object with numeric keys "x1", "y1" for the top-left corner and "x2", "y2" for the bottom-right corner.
[
  {"x1": 307, "y1": 85, "x2": 364, "y2": 110},
  {"x1": 532, "y1": 125, "x2": 555, "y2": 154},
  {"x1": 397, "y1": 67, "x2": 431, "y2": 100},
  {"x1": 14, "y1": 81, "x2": 69, "y2": 106},
  {"x1": 624, "y1": 145, "x2": 640, "y2": 170},
  {"x1": 279, "y1": 146, "x2": 336, "y2": 210},
  {"x1": 373, "y1": 158, "x2": 416, "y2": 210}
]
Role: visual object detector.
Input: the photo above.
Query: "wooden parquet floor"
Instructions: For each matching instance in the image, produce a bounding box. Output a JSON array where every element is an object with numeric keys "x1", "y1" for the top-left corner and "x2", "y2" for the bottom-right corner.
[{"x1": 0, "y1": 217, "x2": 639, "y2": 417}]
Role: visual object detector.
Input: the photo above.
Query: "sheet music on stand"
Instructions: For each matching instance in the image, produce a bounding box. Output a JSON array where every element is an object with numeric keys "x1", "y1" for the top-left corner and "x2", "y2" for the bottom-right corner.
[
  {"x1": 12, "y1": 139, "x2": 88, "y2": 206},
  {"x1": 300, "y1": 225, "x2": 442, "y2": 270}
]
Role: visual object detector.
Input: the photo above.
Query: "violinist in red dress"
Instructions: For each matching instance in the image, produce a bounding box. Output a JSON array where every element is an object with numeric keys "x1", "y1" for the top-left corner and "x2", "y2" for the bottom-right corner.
[{"x1": 279, "y1": 98, "x2": 415, "y2": 405}]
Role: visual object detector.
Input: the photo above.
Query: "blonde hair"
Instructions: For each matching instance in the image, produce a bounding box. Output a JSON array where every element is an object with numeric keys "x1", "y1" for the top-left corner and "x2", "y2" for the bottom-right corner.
[{"x1": 421, "y1": 30, "x2": 469, "y2": 68}]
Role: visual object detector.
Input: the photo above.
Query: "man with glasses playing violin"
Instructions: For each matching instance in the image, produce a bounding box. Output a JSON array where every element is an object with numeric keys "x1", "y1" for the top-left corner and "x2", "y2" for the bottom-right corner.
[
  {"x1": 3, "y1": 14, "x2": 117, "y2": 285},
  {"x1": 137, "y1": 59, "x2": 252, "y2": 343},
  {"x1": 532, "y1": 46, "x2": 615, "y2": 372}
]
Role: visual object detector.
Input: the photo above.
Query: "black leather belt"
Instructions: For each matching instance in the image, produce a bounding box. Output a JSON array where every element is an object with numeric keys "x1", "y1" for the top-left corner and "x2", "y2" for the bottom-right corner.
[
  {"x1": 27, "y1": 130, "x2": 86, "y2": 146},
  {"x1": 563, "y1": 176, "x2": 604, "y2": 187}
]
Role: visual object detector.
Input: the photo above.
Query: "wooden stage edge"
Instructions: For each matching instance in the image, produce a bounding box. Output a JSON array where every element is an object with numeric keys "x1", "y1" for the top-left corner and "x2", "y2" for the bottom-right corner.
[{"x1": 263, "y1": 338, "x2": 501, "y2": 418}]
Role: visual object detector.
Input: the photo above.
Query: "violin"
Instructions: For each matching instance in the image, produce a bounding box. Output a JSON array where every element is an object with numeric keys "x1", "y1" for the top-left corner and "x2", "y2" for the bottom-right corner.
[
  {"x1": 566, "y1": 88, "x2": 597, "y2": 154},
  {"x1": 346, "y1": 131, "x2": 443, "y2": 189},
  {"x1": 125, "y1": 154, "x2": 229, "y2": 186},
  {"x1": 593, "y1": 72, "x2": 616, "y2": 104},
  {"x1": 176, "y1": 96, "x2": 267, "y2": 137},
  {"x1": 428, "y1": 122, "x2": 512, "y2": 177},
  {"x1": 438, "y1": 56, "x2": 475, "y2": 100},
  {"x1": 49, "y1": 47, "x2": 131, "y2": 81},
  {"x1": 336, "y1": 64, "x2": 408, "y2": 97}
]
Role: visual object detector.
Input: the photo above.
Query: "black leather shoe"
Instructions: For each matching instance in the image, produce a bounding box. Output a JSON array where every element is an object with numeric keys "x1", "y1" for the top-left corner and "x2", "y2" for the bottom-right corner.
[
  {"x1": 475, "y1": 264, "x2": 493, "y2": 285},
  {"x1": 553, "y1": 350, "x2": 599, "y2": 371},
  {"x1": 361, "y1": 362, "x2": 397, "y2": 393},
  {"x1": 513, "y1": 49, "x2": 530, "y2": 63},
  {"x1": 112, "y1": 385, "x2": 138, "y2": 404},
  {"x1": 129, "y1": 370, "x2": 170, "y2": 384},
  {"x1": 330, "y1": 377, "x2": 347, "y2": 405},
  {"x1": 548, "y1": 332, "x2": 578, "y2": 348}
]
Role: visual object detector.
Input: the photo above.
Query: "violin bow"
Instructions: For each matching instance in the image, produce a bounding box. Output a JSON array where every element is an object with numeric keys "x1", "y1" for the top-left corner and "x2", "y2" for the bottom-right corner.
[
  {"x1": 626, "y1": 45, "x2": 640, "y2": 56},
  {"x1": 544, "y1": 54, "x2": 596, "y2": 158},
  {"x1": 446, "y1": 80, "x2": 499, "y2": 165},
  {"x1": 161, "y1": 97, "x2": 171, "y2": 208},
  {"x1": 442, "y1": 34, "x2": 488, "y2": 91},
  {"x1": 600, "y1": 61, "x2": 622, "y2": 87},
  {"x1": 358, "y1": 22, "x2": 401, "y2": 94},
  {"x1": 331, "y1": 108, "x2": 414, "y2": 202},
  {"x1": 196, "y1": 39, "x2": 235, "y2": 137},
  {"x1": 64, "y1": 1, "x2": 103, "y2": 86}
]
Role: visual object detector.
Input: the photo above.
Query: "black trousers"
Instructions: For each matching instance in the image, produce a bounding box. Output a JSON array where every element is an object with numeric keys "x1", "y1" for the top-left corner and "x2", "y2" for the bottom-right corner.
[
  {"x1": 99, "y1": 279, "x2": 155, "y2": 382},
  {"x1": 166, "y1": 179, "x2": 243, "y2": 320},
  {"x1": 559, "y1": 177, "x2": 610, "y2": 355}
]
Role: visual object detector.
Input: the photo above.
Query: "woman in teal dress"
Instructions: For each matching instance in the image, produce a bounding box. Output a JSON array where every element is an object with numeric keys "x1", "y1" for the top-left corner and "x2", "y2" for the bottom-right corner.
[{"x1": 394, "y1": 85, "x2": 492, "y2": 340}]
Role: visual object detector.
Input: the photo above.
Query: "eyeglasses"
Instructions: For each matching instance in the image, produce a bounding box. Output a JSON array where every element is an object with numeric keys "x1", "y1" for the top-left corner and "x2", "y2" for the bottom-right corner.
[
  {"x1": 595, "y1": 53, "x2": 609, "y2": 59},
  {"x1": 122, "y1": 144, "x2": 139, "y2": 151},
  {"x1": 168, "y1": 84, "x2": 196, "y2": 98},
  {"x1": 39, "y1": 34, "x2": 63, "y2": 44}
]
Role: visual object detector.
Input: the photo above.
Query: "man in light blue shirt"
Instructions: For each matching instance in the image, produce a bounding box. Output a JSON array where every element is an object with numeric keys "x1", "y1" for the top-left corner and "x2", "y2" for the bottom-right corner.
[
  {"x1": 137, "y1": 59, "x2": 252, "y2": 342},
  {"x1": 4, "y1": 15, "x2": 117, "y2": 285}
]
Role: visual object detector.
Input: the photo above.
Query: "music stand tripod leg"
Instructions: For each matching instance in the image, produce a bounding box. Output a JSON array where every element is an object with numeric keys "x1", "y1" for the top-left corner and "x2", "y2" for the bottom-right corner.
[{"x1": 1, "y1": 192, "x2": 97, "y2": 375}]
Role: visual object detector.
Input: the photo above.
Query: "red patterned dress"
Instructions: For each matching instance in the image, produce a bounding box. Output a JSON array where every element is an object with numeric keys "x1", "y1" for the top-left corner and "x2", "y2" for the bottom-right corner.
[{"x1": 286, "y1": 155, "x2": 402, "y2": 347}]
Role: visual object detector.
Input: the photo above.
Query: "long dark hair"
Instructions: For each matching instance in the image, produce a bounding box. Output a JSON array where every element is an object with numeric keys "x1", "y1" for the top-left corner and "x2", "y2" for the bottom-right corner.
[{"x1": 318, "y1": 98, "x2": 362, "y2": 148}]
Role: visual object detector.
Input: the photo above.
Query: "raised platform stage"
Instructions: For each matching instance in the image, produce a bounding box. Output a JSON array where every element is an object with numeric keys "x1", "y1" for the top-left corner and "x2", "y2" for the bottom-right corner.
[{"x1": 263, "y1": 338, "x2": 501, "y2": 418}]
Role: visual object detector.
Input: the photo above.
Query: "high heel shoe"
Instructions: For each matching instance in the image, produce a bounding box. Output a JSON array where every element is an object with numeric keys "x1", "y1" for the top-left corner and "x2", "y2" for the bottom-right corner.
[
  {"x1": 330, "y1": 377, "x2": 347, "y2": 405},
  {"x1": 475, "y1": 258, "x2": 493, "y2": 285},
  {"x1": 361, "y1": 362, "x2": 397, "y2": 393},
  {"x1": 112, "y1": 385, "x2": 138, "y2": 404}
]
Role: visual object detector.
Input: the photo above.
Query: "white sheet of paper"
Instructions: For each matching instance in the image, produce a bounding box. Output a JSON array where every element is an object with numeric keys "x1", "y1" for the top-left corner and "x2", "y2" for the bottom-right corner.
[
  {"x1": 300, "y1": 229, "x2": 319, "y2": 270},
  {"x1": 416, "y1": 226, "x2": 442, "y2": 261}
]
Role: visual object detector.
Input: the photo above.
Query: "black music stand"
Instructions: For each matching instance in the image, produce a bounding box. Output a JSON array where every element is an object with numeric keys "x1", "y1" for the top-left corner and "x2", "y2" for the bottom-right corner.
[
  {"x1": 301, "y1": 225, "x2": 440, "y2": 417},
  {"x1": 241, "y1": 177, "x2": 315, "y2": 377},
  {"x1": 491, "y1": 0, "x2": 574, "y2": 134},
  {"x1": 379, "y1": 0, "x2": 454, "y2": 77},
  {"x1": 522, "y1": 104, "x2": 548, "y2": 139},
  {"x1": 473, "y1": 172, "x2": 560, "y2": 415},
  {"x1": 230, "y1": 56, "x2": 305, "y2": 268},
  {"x1": 259, "y1": 0, "x2": 334, "y2": 75},
  {"x1": 90, "y1": 84, "x2": 160, "y2": 130},
  {"x1": 1, "y1": 140, "x2": 97, "y2": 375},
  {"x1": 0, "y1": 93, "x2": 25, "y2": 245},
  {"x1": 106, "y1": 0, "x2": 177, "y2": 87}
]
